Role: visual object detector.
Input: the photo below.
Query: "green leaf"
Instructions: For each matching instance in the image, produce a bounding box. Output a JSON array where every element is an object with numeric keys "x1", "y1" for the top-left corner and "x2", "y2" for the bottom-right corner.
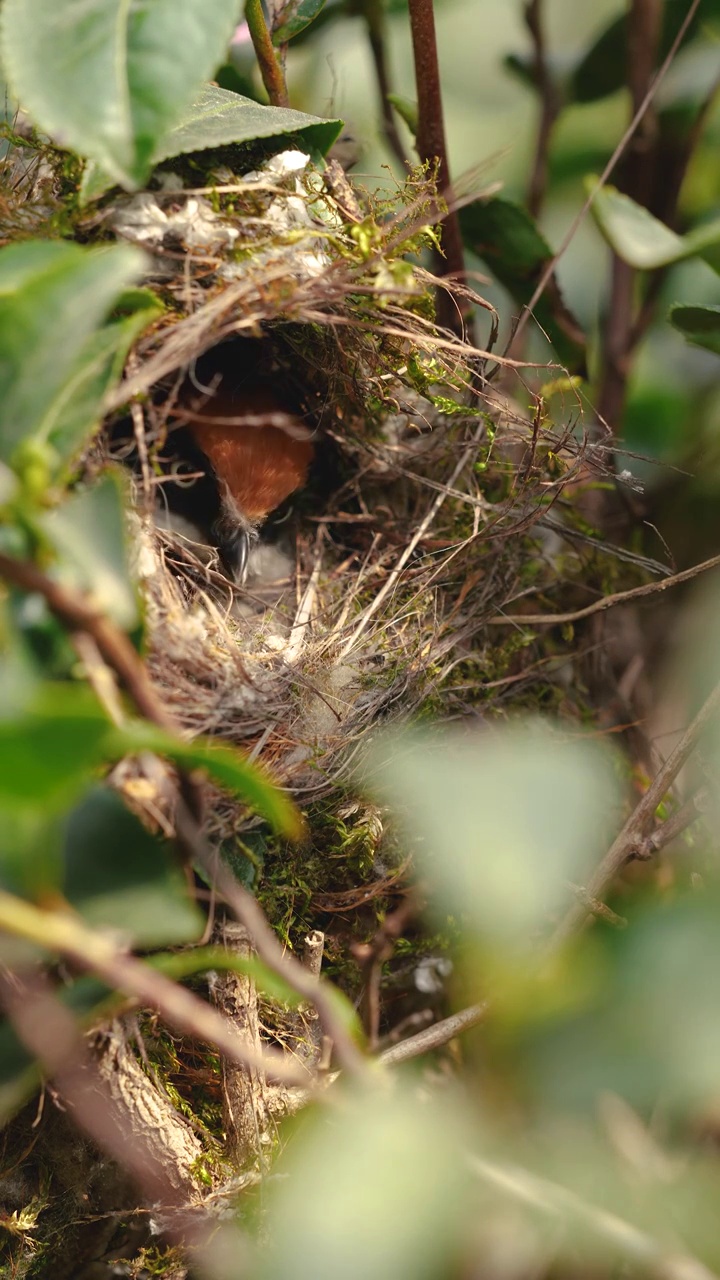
[
  {"x1": 669, "y1": 303, "x2": 720, "y2": 355},
  {"x1": 459, "y1": 198, "x2": 586, "y2": 373},
  {"x1": 387, "y1": 94, "x2": 418, "y2": 137},
  {"x1": 80, "y1": 84, "x2": 343, "y2": 203},
  {"x1": 0, "y1": 0, "x2": 241, "y2": 188},
  {"x1": 0, "y1": 240, "x2": 145, "y2": 466},
  {"x1": 365, "y1": 723, "x2": 619, "y2": 956},
  {"x1": 272, "y1": 0, "x2": 328, "y2": 44},
  {"x1": 63, "y1": 788, "x2": 202, "y2": 946},
  {"x1": 588, "y1": 180, "x2": 720, "y2": 271},
  {"x1": 570, "y1": 1, "x2": 720, "y2": 105},
  {"x1": 106, "y1": 720, "x2": 304, "y2": 839},
  {"x1": 153, "y1": 83, "x2": 343, "y2": 166},
  {"x1": 45, "y1": 294, "x2": 161, "y2": 473},
  {"x1": 260, "y1": 1086, "x2": 471, "y2": 1280},
  {"x1": 42, "y1": 472, "x2": 139, "y2": 631},
  {"x1": 0, "y1": 683, "x2": 111, "y2": 812}
]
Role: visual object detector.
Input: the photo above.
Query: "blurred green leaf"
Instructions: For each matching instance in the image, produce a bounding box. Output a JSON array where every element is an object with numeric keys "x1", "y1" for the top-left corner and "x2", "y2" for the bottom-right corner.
[
  {"x1": 44, "y1": 295, "x2": 161, "y2": 474},
  {"x1": 42, "y1": 472, "x2": 138, "y2": 631},
  {"x1": 523, "y1": 894, "x2": 720, "y2": 1119},
  {"x1": 106, "y1": 719, "x2": 304, "y2": 839},
  {"x1": 0, "y1": 683, "x2": 110, "y2": 812},
  {"x1": 459, "y1": 197, "x2": 586, "y2": 372},
  {"x1": 589, "y1": 180, "x2": 720, "y2": 270},
  {"x1": 63, "y1": 788, "x2": 202, "y2": 946},
  {"x1": 387, "y1": 93, "x2": 418, "y2": 137},
  {"x1": 570, "y1": 1, "x2": 720, "y2": 105},
  {"x1": 365, "y1": 723, "x2": 619, "y2": 955},
  {"x1": 80, "y1": 85, "x2": 343, "y2": 203},
  {"x1": 669, "y1": 302, "x2": 720, "y2": 355},
  {"x1": 0, "y1": 240, "x2": 145, "y2": 466},
  {"x1": 272, "y1": 0, "x2": 328, "y2": 43},
  {"x1": 259, "y1": 1086, "x2": 470, "y2": 1280},
  {"x1": 0, "y1": 0, "x2": 241, "y2": 188}
]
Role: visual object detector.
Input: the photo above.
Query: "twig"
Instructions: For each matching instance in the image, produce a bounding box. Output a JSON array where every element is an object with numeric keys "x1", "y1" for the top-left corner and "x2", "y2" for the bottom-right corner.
[
  {"x1": 512, "y1": 0, "x2": 704, "y2": 350},
  {"x1": 524, "y1": 0, "x2": 561, "y2": 218},
  {"x1": 352, "y1": 895, "x2": 418, "y2": 1049},
  {"x1": 550, "y1": 677, "x2": 720, "y2": 947},
  {"x1": 0, "y1": 890, "x2": 309, "y2": 1086},
  {"x1": 407, "y1": 0, "x2": 467, "y2": 337},
  {"x1": 488, "y1": 552, "x2": 720, "y2": 627},
  {"x1": 378, "y1": 1000, "x2": 489, "y2": 1066},
  {"x1": 0, "y1": 551, "x2": 177, "y2": 732},
  {"x1": 634, "y1": 788, "x2": 708, "y2": 861},
  {"x1": 245, "y1": 0, "x2": 289, "y2": 107}
]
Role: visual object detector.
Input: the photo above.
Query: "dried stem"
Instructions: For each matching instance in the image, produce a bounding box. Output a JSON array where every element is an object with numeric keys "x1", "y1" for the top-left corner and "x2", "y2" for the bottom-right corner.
[
  {"x1": 245, "y1": 0, "x2": 289, "y2": 107},
  {"x1": 488, "y1": 551, "x2": 720, "y2": 627},
  {"x1": 407, "y1": 0, "x2": 467, "y2": 337}
]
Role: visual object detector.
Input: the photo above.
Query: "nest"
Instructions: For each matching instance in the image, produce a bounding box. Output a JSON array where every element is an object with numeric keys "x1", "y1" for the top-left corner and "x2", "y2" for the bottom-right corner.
[{"x1": 92, "y1": 145, "x2": 607, "y2": 851}]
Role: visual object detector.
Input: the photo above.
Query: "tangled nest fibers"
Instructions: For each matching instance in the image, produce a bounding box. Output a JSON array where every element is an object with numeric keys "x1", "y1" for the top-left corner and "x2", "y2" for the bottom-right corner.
[{"x1": 96, "y1": 147, "x2": 608, "y2": 861}]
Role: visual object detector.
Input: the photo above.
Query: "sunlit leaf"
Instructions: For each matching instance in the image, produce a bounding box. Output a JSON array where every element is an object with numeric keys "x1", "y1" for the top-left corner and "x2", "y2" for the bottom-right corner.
[
  {"x1": 46, "y1": 293, "x2": 162, "y2": 472},
  {"x1": 588, "y1": 181, "x2": 720, "y2": 270},
  {"x1": 80, "y1": 84, "x2": 343, "y2": 202},
  {"x1": 0, "y1": 0, "x2": 240, "y2": 188},
  {"x1": 0, "y1": 683, "x2": 111, "y2": 811},
  {"x1": 107, "y1": 720, "x2": 304, "y2": 839}
]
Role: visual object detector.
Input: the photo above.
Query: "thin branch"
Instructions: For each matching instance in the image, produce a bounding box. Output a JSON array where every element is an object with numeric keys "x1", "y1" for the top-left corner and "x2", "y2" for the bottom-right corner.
[
  {"x1": 378, "y1": 1000, "x2": 489, "y2": 1066},
  {"x1": 407, "y1": 0, "x2": 467, "y2": 337},
  {"x1": 488, "y1": 551, "x2": 720, "y2": 627},
  {"x1": 245, "y1": 0, "x2": 289, "y2": 107},
  {"x1": 0, "y1": 890, "x2": 309, "y2": 1086},
  {"x1": 634, "y1": 787, "x2": 708, "y2": 861}
]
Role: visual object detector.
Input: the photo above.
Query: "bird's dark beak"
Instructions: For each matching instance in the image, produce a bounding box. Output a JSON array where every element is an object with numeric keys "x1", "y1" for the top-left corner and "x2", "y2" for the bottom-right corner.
[{"x1": 217, "y1": 524, "x2": 252, "y2": 585}]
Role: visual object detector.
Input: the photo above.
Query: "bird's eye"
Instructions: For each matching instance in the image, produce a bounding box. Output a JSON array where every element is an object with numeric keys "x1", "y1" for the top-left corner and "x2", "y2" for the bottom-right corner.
[{"x1": 170, "y1": 460, "x2": 198, "y2": 488}]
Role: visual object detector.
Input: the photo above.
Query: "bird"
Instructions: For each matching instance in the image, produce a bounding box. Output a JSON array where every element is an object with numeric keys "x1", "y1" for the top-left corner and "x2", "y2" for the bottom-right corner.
[{"x1": 158, "y1": 340, "x2": 315, "y2": 584}]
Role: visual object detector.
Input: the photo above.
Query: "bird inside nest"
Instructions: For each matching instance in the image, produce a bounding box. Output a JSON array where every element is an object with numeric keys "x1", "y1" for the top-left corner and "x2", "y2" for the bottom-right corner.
[{"x1": 124, "y1": 338, "x2": 318, "y2": 588}]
